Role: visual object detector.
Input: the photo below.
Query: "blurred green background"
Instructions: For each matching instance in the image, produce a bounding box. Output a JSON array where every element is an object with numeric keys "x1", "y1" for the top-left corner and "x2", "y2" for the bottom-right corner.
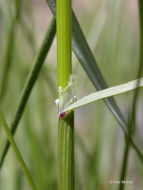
[{"x1": 0, "y1": 0, "x2": 143, "y2": 189}]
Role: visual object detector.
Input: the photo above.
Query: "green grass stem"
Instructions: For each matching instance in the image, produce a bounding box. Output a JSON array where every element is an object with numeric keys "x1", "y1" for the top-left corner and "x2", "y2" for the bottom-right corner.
[
  {"x1": 56, "y1": 0, "x2": 74, "y2": 189},
  {"x1": 58, "y1": 113, "x2": 74, "y2": 190}
]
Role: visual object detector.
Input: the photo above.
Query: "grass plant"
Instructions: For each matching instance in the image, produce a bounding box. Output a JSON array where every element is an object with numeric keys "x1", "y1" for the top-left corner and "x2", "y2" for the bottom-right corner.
[{"x1": 0, "y1": 1, "x2": 142, "y2": 190}]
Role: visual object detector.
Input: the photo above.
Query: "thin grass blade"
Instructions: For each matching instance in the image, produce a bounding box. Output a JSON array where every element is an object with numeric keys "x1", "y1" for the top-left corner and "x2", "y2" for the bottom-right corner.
[
  {"x1": 0, "y1": 18, "x2": 56, "y2": 168},
  {"x1": 0, "y1": 113, "x2": 37, "y2": 190},
  {"x1": 64, "y1": 78, "x2": 143, "y2": 112}
]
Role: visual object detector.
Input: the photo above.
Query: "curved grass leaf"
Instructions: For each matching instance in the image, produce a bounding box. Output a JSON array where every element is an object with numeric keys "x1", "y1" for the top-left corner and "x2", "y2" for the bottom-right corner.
[
  {"x1": 64, "y1": 78, "x2": 143, "y2": 112},
  {"x1": 0, "y1": 113, "x2": 37, "y2": 190},
  {"x1": 45, "y1": 0, "x2": 143, "y2": 163}
]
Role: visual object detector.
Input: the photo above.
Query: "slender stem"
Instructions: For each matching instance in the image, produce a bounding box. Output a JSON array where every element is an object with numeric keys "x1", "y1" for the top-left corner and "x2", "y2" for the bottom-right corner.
[
  {"x1": 57, "y1": 1, "x2": 72, "y2": 87},
  {"x1": 56, "y1": 0, "x2": 74, "y2": 189},
  {"x1": 0, "y1": 113, "x2": 37, "y2": 190},
  {"x1": 58, "y1": 113, "x2": 74, "y2": 190},
  {"x1": 0, "y1": 18, "x2": 56, "y2": 169}
]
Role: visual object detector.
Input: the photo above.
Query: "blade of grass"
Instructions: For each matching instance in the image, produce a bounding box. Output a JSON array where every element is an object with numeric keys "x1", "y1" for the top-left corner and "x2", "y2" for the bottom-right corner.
[
  {"x1": 64, "y1": 78, "x2": 143, "y2": 112},
  {"x1": 45, "y1": 0, "x2": 143, "y2": 163},
  {"x1": 0, "y1": 0, "x2": 21, "y2": 101},
  {"x1": 56, "y1": 0, "x2": 74, "y2": 189},
  {"x1": 0, "y1": 18, "x2": 56, "y2": 169},
  {"x1": 119, "y1": 1, "x2": 143, "y2": 189},
  {"x1": 0, "y1": 113, "x2": 37, "y2": 190}
]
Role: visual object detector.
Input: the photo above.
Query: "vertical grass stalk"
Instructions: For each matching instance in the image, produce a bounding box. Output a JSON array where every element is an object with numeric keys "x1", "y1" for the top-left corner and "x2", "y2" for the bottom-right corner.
[{"x1": 56, "y1": 0, "x2": 74, "y2": 189}]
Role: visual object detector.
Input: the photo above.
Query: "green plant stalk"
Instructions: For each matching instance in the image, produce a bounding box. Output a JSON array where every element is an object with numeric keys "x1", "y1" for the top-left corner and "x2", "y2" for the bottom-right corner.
[
  {"x1": 119, "y1": 1, "x2": 143, "y2": 189},
  {"x1": 56, "y1": 0, "x2": 74, "y2": 189},
  {"x1": 0, "y1": 113, "x2": 37, "y2": 190},
  {"x1": 58, "y1": 113, "x2": 74, "y2": 190},
  {"x1": 0, "y1": 18, "x2": 56, "y2": 169},
  {"x1": 57, "y1": 0, "x2": 71, "y2": 88},
  {"x1": 45, "y1": 0, "x2": 143, "y2": 163},
  {"x1": 0, "y1": 0, "x2": 21, "y2": 101}
]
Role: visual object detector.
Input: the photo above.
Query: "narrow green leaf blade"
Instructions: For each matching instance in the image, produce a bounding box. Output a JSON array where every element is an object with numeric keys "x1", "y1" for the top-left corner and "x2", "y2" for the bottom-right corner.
[
  {"x1": 0, "y1": 18, "x2": 56, "y2": 168},
  {"x1": 0, "y1": 113, "x2": 37, "y2": 190},
  {"x1": 65, "y1": 78, "x2": 143, "y2": 112}
]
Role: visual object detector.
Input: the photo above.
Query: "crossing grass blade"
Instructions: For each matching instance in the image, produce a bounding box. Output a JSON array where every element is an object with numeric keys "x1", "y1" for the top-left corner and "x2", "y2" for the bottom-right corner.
[
  {"x1": 0, "y1": 113, "x2": 37, "y2": 190},
  {"x1": 0, "y1": 18, "x2": 56, "y2": 169},
  {"x1": 45, "y1": 0, "x2": 143, "y2": 163}
]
